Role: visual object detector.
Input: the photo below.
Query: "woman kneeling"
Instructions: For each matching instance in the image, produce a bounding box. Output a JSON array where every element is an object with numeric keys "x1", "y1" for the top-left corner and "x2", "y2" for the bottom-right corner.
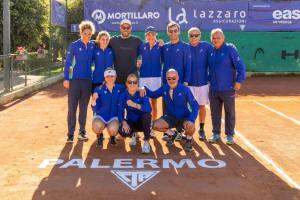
[
  {"x1": 118, "y1": 74, "x2": 152, "y2": 154},
  {"x1": 92, "y1": 68, "x2": 125, "y2": 148}
]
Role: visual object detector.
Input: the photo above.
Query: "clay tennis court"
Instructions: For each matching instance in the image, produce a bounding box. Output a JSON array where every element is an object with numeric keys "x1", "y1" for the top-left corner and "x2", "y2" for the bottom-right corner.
[{"x1": 0, "y1": 76, "x2": 300, "y2": 200}]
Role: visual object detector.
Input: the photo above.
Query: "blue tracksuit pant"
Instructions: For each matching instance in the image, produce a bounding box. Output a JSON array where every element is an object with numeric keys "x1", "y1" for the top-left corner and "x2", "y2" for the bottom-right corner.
[
  {"x1": 209, "y1": 89, "x2": 235, "y2": 136},
  {"x1": 68, "y1": 79, "x2": 92, "y2": 136}
]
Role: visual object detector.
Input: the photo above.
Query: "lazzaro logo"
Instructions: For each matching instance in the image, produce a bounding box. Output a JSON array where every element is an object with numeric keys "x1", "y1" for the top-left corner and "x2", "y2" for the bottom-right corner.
[
  {"x1": 92, "y1": 9, "x2": 106, "y2": 24},
  {"x1": 168, "y1": 8, "x2": 188, "y2": 24}
]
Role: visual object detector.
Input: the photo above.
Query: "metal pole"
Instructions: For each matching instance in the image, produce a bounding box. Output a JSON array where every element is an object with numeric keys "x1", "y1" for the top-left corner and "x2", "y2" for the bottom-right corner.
[
  {"x1": 3, "y1": 0, "x2": 11, "y2": 93},
  {"x1": 49, "y1": 0, "x2": 53, "y2": 62}
]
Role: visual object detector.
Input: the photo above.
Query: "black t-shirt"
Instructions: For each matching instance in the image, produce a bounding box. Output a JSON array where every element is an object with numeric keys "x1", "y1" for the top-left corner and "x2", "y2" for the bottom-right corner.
[{"x1": 109, "y1": 35, "x2": 142, "y2": 80}]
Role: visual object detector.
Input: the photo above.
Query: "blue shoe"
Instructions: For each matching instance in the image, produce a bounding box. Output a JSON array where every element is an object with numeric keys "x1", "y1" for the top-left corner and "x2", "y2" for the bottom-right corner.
[
  {"x1": 142, "y1": 141, "x2": 151, "y2": 154},
  {"x1": 226, "y1": 135, "x2": 235, "y2": 145},
  {"x1": 208, "y1": 134, "x2": 221, "y2": 143},
  {"x1": 198, "y1": 129, "x2": 206, "y2": 141}
]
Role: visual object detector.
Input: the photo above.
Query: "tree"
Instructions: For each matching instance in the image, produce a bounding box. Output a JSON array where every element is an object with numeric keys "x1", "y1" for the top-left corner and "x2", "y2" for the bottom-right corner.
[{"x1": 0, "y1": 0, "x2": 48, "y2": 54}]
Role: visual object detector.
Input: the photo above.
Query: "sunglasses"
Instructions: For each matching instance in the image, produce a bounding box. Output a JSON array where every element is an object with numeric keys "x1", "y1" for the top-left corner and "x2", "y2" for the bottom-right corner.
[
  {"x1": 167, "y1": 77, "x2": 176, "y2": 81},
  {"x1": 168, "y1": 29, "x2": 178, "y2": 33},
  {"x1": 189, "y1": 34, "x2": 200, "y2": 38},
  {"x1": 121, "y1": 26, "x2": 131, "y2": 30},
  {"x1": 127, "y1": 80, "x2": 138, "y2": 85}
]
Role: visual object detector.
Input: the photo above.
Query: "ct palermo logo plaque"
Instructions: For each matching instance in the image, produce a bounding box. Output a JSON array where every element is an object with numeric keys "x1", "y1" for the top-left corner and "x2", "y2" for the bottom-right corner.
[{"x1": 111, "y1": 170, "x2": 160, "y2": 191}]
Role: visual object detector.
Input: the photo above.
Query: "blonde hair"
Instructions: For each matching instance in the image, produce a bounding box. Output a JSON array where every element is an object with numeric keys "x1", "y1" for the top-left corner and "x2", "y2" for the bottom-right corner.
[
  {"x1": 79, "y1": 20, "x2": 95, "y2": 35},
  {"x1": 96, "y1": 31, "x2": 111, "y2": 46},
  {"x1": 210, "y1": 28, "x2": 225, "y2": 40}
]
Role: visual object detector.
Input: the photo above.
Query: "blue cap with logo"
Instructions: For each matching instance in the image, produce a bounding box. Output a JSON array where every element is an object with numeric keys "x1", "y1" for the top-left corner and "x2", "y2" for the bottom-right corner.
[{"x1": 145, "y1": 26, "x2": 157, "y2": 33}]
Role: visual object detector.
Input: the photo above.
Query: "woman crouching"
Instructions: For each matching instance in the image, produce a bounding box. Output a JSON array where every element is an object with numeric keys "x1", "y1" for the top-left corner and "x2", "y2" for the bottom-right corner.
[
  {"x1": 91, "y1": 68, "x2": 125, "y2": 148},
  {"x1": 118, "y1": 74, "x2": 152, "y2": 154}
]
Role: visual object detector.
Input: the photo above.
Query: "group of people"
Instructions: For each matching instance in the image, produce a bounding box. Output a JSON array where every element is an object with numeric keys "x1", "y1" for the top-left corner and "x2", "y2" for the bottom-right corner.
[{"x1": 63, "y1": 19, "x2": 246, "y2": 153}]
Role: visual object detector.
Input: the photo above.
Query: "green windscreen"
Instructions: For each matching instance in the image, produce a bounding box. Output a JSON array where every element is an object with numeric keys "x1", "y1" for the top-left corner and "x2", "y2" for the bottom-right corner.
[{"x1": 109, "y1": 31, "x2": 300, "y2": 72}]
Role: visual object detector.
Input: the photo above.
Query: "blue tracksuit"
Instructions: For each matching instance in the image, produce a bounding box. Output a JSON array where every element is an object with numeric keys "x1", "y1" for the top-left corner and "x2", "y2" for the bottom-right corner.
[
  {"x1": 64, "y1": 39, "x2": 95, "y2": 80},
  {"x1": 118, "y1": 90, "x2": 152, "y2": 122},
  {"x1": 92, "y1": 46, "x2": 114, "y2": 84},
  {"x1": 162, "y1": 41, "x2": 192, "y2": 84},
  {"x1": 208, "y1": 43, "x2": 246, "y2": 136},
  {"x1": 189, "y1": 41, "x2": 213, "y2": 87},
  {"x1": 64, "y1": 39, "x2": 95, "y2": 136},
  {"x1": 145, "y1": 83, "x2": 199, "y2": 122},
  {"x1": 93, "y1": 84, "x2": 125, "y2": 121},
  {"x1": 208, "y1": 43, "x2": 246, "y2": 92},
  {"x1": 138, "y1": 42, "x2": 162, "y2": 78}
]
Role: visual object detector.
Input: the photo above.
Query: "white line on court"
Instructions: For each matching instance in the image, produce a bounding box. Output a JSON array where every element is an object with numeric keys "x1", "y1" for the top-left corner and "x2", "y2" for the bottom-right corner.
[
  {"x1": 236, "y1": 98, "x2": 299, "y2": 102},
  {"x1": 234, "y1": 129, "x2": 300, "y2": 190},
  {"x1": 205, "y1": 105, "x2": 300, "y2": 190},
  {"x1": 254, "y1": 100, "x2": 300, "y2": 125}
]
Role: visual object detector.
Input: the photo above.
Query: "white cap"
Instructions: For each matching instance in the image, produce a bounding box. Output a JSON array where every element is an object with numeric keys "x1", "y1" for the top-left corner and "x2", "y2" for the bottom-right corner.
[
  {"x1": 104, "y1": 68, "x2": 116, "y2": 77},
  {"x1": 120, "y1": 19, "x2": 132, "y2": 26}
]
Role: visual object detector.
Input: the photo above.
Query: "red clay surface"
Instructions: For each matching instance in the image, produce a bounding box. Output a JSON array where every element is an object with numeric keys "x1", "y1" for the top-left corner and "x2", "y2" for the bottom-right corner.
[{"x1": 0, "y1": 76, "x2": 300, "y2": 200}]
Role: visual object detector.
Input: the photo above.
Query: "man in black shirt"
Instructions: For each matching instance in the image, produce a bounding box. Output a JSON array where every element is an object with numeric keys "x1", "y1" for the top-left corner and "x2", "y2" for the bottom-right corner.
[{"x1": 109, "y1": 19, "x2": 142, "y2": 84}]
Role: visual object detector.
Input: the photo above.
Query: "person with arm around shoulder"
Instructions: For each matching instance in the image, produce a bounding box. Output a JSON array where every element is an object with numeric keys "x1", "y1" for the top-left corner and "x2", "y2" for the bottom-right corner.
[
  {"x1": 118, "y1": 74, "x2": 152, "y2": 154},
  {"x1": 141, "y1": 69, "x2": 199, "y2": 152}
]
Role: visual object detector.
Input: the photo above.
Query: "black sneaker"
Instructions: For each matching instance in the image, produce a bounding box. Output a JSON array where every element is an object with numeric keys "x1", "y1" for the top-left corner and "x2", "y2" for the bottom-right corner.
[
  {"x1": 110, "y1": 136, "x2": 117, "y2": 146},
  {"x1": 96, "y1": 134, "x2": 104, "y2": 148},
  {"x1": 198, "y1": 129, "x2": 206, "y2": 141},
  {"x1": 166, "y1": 131, "x2": 179, "y2": 147},
  {"x1": 162, "y1": 133, "x2": 170, "y2": 141},
  {"x1": 78, "y1": 130, "x2": 88, "y2": 140},
  {"x1": 184, "y1": 139, "x2": 193, "y2": 152},
  {"x1": 66, "y1": 135, "x2": 74, "y2": 143}
]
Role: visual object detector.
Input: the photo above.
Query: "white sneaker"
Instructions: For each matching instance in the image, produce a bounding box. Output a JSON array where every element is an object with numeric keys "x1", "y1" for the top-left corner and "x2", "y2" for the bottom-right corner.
[
  {"x1": 129, "y1": 133, "x2": 137, "y2": 146},
  {"x1": 142, "y1": 141, "x2": 151, "y2": 154}
]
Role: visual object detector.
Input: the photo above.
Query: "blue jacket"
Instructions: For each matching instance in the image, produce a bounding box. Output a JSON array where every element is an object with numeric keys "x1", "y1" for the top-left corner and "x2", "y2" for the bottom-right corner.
[
  {"x1": 93, "y1": 84, "x2": 125, "y2": 121},
  {"x1": 162, "y1": 41, "x2": 192, "y2": 84},
  {"x1": 208, "y1": 43, "x2": 246, "y2": 91},
  {"x1": 145, "y1": 83, "x2": 199, "y2": 122},
  {"x1": 189, "y1": 42, "x2": 213, "y2": 86},
  {"x1": 64, "y1": 39, "x2": 95, "y2": 80},
  {"x1": 138, "y1": 42, "x2": 162, "y2": 78},
  {"x1": 92, "y1": 46, "x2": 114, "y2": 84},
  {"x1": 118, "y1": 90, "x2": 152, "y2": 122}
]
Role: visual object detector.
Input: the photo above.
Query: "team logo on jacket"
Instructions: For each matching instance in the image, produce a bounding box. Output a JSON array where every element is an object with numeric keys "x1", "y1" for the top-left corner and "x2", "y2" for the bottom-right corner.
[
  {"x1": 79, "y1": 48, "x2": 82, "y2": 51},
  {"x1": 200, "y1": 49, "x2": 203, "y2": 53},
  {"x1": 97, "y1": 52, "x2": 100, "y2": 55},
  {"x1": 178, "y1": 93, "x2": 182, "y2": 96},
  {"x1": 221, "y1": 53, "x2": 225, "y2": 56},
  {"x1": 176, "y1": 49, "x2": 180, "y2": 52}
]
